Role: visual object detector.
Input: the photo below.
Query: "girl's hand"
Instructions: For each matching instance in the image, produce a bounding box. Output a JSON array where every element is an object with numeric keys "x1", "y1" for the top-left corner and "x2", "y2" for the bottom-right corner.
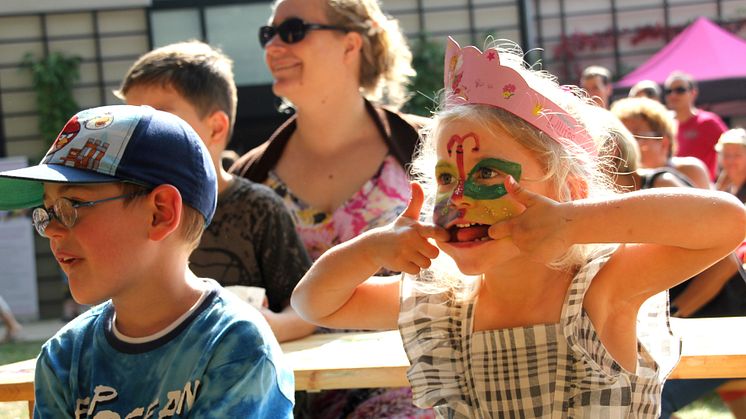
[
  {"x1": 487, "y1": 176, "x2": 573, "y2": 263},
  {"x1": 367, "y1": 182, "x2": 449, "y2": 274}
]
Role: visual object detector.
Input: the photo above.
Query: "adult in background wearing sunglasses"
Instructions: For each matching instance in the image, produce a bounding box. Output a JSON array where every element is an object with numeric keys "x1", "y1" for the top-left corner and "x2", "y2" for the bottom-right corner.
[
  {"x1": 230, "y1": 0, "x2": 429, "y2": 417},
  {"x1": 664, "y1": 70, "x2": 728, "y2": 182}
]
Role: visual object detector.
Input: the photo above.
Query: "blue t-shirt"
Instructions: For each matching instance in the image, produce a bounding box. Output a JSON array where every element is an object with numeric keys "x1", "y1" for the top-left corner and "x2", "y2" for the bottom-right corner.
[{"x1": 34, "y1": 280, "x2": 294, "y2": 418}]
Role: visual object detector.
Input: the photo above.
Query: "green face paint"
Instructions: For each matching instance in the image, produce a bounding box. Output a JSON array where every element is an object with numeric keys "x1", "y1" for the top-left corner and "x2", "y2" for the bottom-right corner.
[
  {"x1": 433, "y1": 157, "x2": 524, "y2": 229},
  {"x1": 464, "y1": 158, "x2": 522, "y2": 200}
]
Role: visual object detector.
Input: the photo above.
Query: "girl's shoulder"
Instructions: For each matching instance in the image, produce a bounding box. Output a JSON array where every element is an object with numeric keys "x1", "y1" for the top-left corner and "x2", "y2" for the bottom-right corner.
[{"x1": 400, "y1": 270, "x2": 478, "y2": 305}]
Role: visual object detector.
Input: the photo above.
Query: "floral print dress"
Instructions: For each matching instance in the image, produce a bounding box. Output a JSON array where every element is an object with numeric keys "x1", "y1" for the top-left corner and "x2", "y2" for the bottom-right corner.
[{"x1": 265, "y1": 154, "x2": 411, "y2": 261}]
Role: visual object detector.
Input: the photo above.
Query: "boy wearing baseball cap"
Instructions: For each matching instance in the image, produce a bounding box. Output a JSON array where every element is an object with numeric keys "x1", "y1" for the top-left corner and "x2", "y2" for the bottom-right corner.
[{"x1": 0, "y1": 105, "x2": 293, "y2": 417}]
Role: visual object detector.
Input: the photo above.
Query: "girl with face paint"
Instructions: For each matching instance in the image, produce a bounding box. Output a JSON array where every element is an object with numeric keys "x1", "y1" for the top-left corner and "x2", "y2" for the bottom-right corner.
[{"x1": 291, "y1": 38, "x2": 746, "y2": 418}]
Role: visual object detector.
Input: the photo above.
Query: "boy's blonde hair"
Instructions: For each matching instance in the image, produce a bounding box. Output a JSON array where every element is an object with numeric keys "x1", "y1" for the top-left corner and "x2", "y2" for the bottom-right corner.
[{"x1": 411, "y1": 41, "x2": 616, "y2": 288}]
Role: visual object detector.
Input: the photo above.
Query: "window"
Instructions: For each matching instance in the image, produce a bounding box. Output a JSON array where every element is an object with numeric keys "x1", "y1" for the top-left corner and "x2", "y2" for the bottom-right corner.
[{"x1": 149, "y1": 2, "x2": 273, "y2": 86}]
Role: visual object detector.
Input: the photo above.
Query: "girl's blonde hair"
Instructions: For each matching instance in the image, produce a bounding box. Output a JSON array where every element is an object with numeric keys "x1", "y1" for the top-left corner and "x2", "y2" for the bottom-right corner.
[{"x1": 411, "y1": 40, "x2": 617, "y2": 290}]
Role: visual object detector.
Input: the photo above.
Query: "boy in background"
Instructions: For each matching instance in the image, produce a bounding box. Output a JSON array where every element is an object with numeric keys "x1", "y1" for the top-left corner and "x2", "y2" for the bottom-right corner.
[
  {"x1": 0, "y1": 105, "x2": 293, "y2": 417},
  {"x1": 117, "y1": 41, "x2": 314, "y2": 342}
]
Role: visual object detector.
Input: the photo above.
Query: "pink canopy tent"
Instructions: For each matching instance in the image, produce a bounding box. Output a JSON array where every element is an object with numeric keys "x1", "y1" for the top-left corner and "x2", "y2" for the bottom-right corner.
[{"x1": 615, "y1": 17, "x2": 746, "y2": 107}]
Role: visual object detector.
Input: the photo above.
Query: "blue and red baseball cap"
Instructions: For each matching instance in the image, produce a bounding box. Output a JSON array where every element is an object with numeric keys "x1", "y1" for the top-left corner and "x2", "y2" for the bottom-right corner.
[{"x1": 0, "y1": 105, "x2": 217, "y2": 225}]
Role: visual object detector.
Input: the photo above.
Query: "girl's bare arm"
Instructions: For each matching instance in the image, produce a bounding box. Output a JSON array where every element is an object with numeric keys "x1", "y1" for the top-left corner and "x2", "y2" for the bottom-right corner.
[{"x1": 291, "y1": 183, "x2": 448, "y2": 330}]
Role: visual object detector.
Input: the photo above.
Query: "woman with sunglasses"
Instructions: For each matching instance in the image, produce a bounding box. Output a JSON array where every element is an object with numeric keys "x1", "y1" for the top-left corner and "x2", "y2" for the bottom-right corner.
[
  {"x1": 230, "y1": 0, "x2": 430, "y2": 417},
  {"x1": 232, "y1": 0, "x2": 425, "y2": 261}
]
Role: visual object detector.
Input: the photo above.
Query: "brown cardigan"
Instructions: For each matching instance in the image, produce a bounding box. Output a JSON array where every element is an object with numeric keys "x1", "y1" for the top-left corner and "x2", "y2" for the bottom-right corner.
[{"x1": 229, "y1": 99, "x2": 428, "y2": 182}]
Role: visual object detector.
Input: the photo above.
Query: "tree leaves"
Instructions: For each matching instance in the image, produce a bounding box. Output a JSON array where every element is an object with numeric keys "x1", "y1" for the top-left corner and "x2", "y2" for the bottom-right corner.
[
  {"x1": 402, "y1": 37, "x2": 444, "y2": 117},
  {"x1": 20, "y1": 52, "x2": 82, "y2": 147}
]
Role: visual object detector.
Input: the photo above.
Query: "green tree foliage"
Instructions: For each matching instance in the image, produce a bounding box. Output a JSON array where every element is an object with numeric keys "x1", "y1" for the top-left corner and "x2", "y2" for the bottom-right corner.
[
  {"x1": 20, "y1": 52, "x2": 82, "y2": 147},
  {"x1": 403, "y1": 37, "x2": 444, "y2": 117}
]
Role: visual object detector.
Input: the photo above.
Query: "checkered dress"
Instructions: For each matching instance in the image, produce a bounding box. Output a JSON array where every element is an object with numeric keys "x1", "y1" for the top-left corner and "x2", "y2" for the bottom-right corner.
[{"x1": 398, "y1": 247, "x2": 681, "y2": 418}]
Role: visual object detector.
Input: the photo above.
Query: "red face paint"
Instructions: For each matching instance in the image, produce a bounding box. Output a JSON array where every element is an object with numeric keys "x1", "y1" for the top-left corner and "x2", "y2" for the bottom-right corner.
[{"x1": 446, "y1": 133, "x2": 480, "y2": 200}]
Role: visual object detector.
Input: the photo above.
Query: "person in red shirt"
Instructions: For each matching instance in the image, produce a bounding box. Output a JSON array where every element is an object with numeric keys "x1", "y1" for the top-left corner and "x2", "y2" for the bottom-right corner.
[{"x1": 664, "y1": 71, "x2": 728, "y2": 180}]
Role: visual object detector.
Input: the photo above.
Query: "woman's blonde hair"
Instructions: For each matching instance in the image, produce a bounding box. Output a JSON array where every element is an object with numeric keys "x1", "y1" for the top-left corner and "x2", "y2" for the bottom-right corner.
[
  {"x1": 323, "y1": 0, "x2": 415, "y2": 109},
  {"x1": 610, "y1": 97, "x2": 677, "y2": 156},
  {"x1": 410, "y1": 40, "x2": 616, "y2": 289}
]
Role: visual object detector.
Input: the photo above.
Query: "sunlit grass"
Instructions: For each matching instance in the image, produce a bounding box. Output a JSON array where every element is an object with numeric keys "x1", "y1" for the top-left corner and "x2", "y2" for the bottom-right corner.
[
  {"x1": 0, "y1": 341, "x2": 42, "y2": 367},
  {"x1": 0, "y1": 402, "x2": 29, "y2": 419},
  {"x1": 677, "y1": 392, "x2": 734, "y2": 419}
]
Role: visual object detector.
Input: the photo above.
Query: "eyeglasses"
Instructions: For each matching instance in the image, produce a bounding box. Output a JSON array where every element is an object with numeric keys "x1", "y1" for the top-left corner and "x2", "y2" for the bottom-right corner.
[
  {"x1": 632, "y1": 131, "x2": 664, "y2": 141},
  {"x1": 32, "y1": 190, "x2": 148, "y2": 238},
  {"x1": 259, "y1": 17, "x2": 347, "y2": 48},
  {"x1": 665, "y1": 86, "x2": 690, "y2": 95}
]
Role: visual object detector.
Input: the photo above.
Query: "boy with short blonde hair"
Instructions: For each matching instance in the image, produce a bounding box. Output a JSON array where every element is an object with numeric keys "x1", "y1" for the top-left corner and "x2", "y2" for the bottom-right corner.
[
  {"x1": 0, "y1": 105, "x2": 293, "y2": 417},
  {"x1": 117, "y1": 41, "x2": 314, "y2": 343}
]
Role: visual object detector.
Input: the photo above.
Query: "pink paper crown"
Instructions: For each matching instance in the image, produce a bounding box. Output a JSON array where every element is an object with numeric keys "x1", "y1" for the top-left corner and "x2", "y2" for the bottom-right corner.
[{"x1": 444, "y1": 37, "x2": 597, "y2": 156}]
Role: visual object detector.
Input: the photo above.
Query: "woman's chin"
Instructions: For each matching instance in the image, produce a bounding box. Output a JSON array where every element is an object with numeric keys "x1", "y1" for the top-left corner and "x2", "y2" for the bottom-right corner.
[{"x1": 272, "y1": 80, "x2": 299, "y2": 100}]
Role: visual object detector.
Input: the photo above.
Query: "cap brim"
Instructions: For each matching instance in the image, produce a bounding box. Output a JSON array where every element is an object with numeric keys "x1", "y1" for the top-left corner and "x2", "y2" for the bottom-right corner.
[{"x1": 0, "y1": 164, "x2": 119, "y2": 210}]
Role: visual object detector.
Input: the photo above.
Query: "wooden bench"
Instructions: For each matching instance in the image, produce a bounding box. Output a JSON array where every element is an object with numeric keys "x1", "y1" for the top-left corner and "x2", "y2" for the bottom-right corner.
[{"x1": 1, "y1": 316, "x2": 745, "y2": 412}]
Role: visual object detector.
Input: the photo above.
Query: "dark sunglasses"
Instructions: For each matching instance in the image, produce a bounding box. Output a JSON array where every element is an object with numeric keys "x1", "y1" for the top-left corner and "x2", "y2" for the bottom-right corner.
[
  {"x1": 665, "y1": 86, "x2": 690, "y2": 95},
  {"x1": 259, "y1": 17, "x2": 348, "y2": 48}
]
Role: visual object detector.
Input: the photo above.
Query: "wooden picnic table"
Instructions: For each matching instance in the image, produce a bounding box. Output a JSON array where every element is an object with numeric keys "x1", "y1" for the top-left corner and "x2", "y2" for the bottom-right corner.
[
  {"x1": 668, "y1": 316, "x2": 746, "y2": 379},
  {"x1": 0, "y1": 316, "x2": 745, "y2": 409},
  {"x1": 285, "y1": 316, "x2": 746, "y2": 391}
]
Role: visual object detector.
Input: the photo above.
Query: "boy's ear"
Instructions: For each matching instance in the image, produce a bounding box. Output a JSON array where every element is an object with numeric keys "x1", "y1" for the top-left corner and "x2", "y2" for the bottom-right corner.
[
  {"x1": 147, "y1": 184, "x2": 182, "y2": 242},
  {"x1": 206, "y1": 110, "x2": 230, "y2": 150}
]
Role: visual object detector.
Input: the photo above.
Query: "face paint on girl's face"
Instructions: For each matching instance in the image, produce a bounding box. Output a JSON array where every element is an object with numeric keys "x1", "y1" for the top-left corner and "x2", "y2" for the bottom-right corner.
[{"x1": 433, "y1": 132, "x2": 523, "y2": 242}]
